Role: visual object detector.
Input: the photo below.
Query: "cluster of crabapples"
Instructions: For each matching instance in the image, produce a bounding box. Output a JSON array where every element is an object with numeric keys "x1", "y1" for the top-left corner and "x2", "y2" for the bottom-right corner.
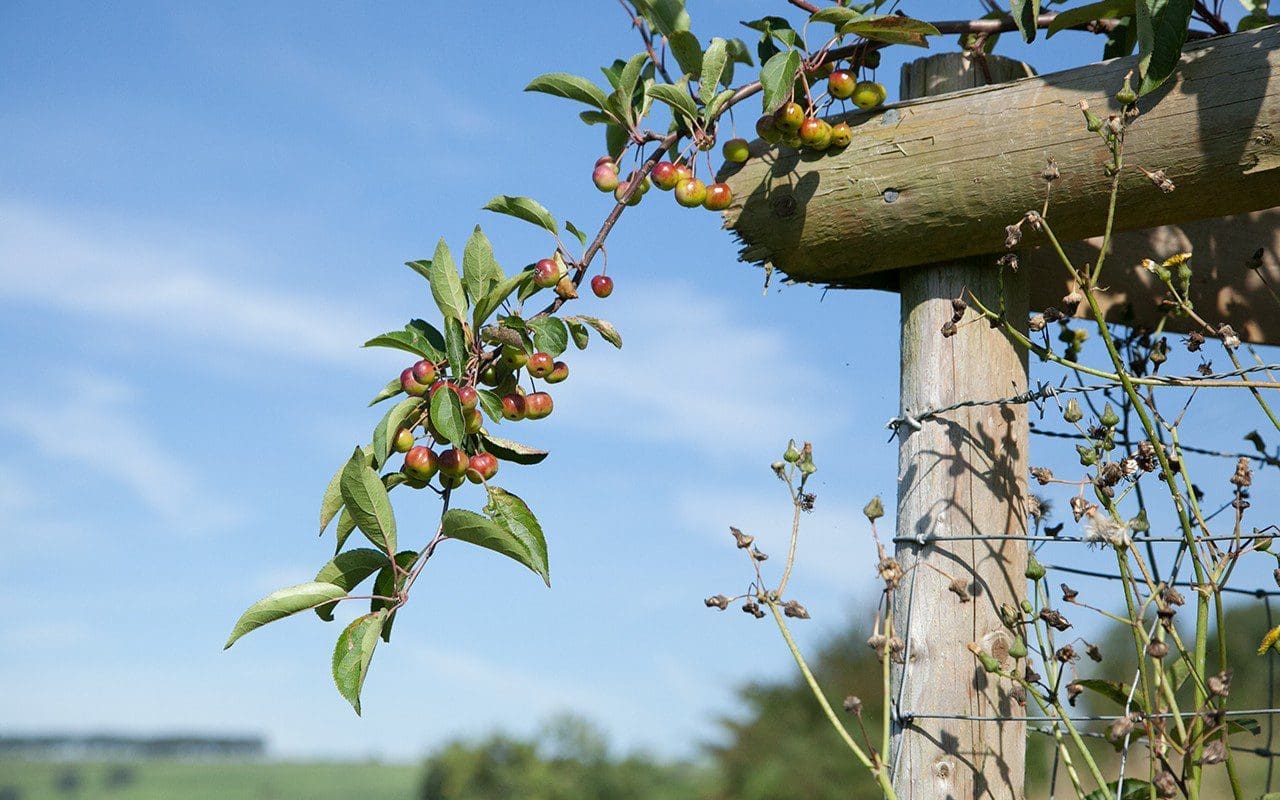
[
  {"x1": 592, "y1": 155, "x2": 735, "y2": 212},
  {"x1": 393, "y1": 346, "x2": 568, "y2": 489},
  {"x1": 756, "y1": 71, "x2": 886, "y2": 154}
]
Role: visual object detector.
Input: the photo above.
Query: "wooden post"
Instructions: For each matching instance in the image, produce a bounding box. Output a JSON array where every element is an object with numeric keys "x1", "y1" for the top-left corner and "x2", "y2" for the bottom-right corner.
[{"x1": 891, "y1": 54, "x2": 1030, "y2": 800}]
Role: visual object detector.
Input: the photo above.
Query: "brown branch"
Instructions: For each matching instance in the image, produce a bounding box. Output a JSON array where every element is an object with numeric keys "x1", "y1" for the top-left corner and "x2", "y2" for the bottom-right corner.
[
  {"x1": 788, "y1": 0, "x2": 821, "y2": 13},
  {"x1": 1193, "y1": 0, "x2": 1233, "y2": 35}
]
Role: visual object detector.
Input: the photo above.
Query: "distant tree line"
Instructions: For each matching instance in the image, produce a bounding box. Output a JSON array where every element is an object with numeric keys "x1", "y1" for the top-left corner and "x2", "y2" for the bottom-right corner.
[{"x1": 0, "y1": 733, "x2": 264, "y2": 760}]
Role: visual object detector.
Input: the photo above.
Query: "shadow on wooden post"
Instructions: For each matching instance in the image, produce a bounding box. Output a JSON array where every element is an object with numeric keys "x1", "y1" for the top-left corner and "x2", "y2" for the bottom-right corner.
[{"x1": 891, "y1": 53, "x2": 1030, "y2": 800}]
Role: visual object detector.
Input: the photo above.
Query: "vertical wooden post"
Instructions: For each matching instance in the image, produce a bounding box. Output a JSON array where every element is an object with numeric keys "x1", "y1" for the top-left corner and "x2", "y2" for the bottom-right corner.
[{"x1": 891, "y1": 54, "x2": 1032, "y2": 800}]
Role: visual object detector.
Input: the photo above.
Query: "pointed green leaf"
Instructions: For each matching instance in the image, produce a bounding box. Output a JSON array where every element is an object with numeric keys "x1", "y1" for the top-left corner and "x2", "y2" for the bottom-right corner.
[
  {"x1": 646, "y1": 82, "x2": 700, "y2": 124},
  {"x1": 1010, "y1": 0, "x2": 1041, "y2": 42},
  {"x1": 404, "y1": 319, "x2": 447, "y2": 354},
  {"x1": 474, "y1": 270, "x2": 533, "y2": 327},
  {"x1": 462, "y1": 226, "x2": 504, "y2": 303},
  {"x1": 481, "y1": 433, "x2": 549, "y2": 465},
  {"x1": 405, "y1": 259, "x2": 432, "y2": 281},
  {"x1": 429, "y1": 382, "x2": 466, "y2": 446},
  {"x1": 335, "y1": 508, "x2": 356, "y2": 553},
  {"x1": 565, "y1": 317, "x2": 590, "y2": 350},
  {"x1": 477, "y1": 389, "x2": 505, "y2": 425},
  {"x1": 368, "y1": 377, "x2": 404, "y2": 407},
  {"x1": 444, "y1": 316, "x2": 468, "y2": 381},
  {"x1": 1047, "y1": 0, "x2": 1135, "y2": 36},
  {"x1": 634, "y1": 0, "x2": 691, "y2": 36},
  {"x1": 524, "y1": 72, "x2": 609, "y2": 110},
  {"x1": 564, "y1": 221, "x2": 589, "y2": 249},
  {"x1": 1135, "y1": 0, "x2": 1193, "y2": 95},
  {"x1": 321, "y1": 447, "x2": 372, "y2": 535},
  {"x1": 428, "y1": 238, "x2": 467, "y2": 323},
  {"x1": 759, "y1": 50, "x2": 801, "y2": 113},
  {"x1": 566, "y1": 315, "x2": 622, "y2": 348},
  {"x1": 372, "y1": 397, "x2": 423, "y2": 468},
  {"x1": 483, "y1": 195, "x2": 559, "y2": 236},
  {"x1": 668, "y1": 30, "x2": 703, "y2": 77},
  {"x1": 340, "y1": 448, "x2": 397, "y2": 554},
  {"x1": 840, "y1": 14, "x2": 940, "y2": 46},
  {"x1": 313, "y1": 548, "x2": 391, "y2": 621},
  {"x1": 445, "y1": 507, "x2": 549, "y2": 585},
  {"x1": 225, "y1": 582, "x2": 348, "y2": 649},
  {"x1": 528, "y1": 316, "x2": 569, "y2": 357},
  {"x1": 810, "y1": 7, "x2": 861, "y2": 25},
  {"x1": 617, "y1": 52, "x2": 650, "y2": 104},
  {"x1": 705, "y1": 88, "x2": 737, "y2": 123},
  {"x1": 363, "y1": 330, "x2": 438, "y2": 360},
  {"x1": 332, "y1": 610, "x2": 386, "y2": 715},
  {"x1": 699, "y1": 38, "x2": 730, "y2": 104}
]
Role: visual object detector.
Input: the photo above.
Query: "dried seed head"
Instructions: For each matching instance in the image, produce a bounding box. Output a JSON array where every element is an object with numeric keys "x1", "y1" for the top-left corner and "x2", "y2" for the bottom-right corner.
[
  {"x1": 948, "y1": 577, "x2": 971, "y2": 602},
  {"x1": 1146, "y1": 639, "x2": 1169, "y2": 659},
  {"x1": 1140, "y1": 166, "x2": 1175, "y2": 193},
  {"x1": 867, "y1": 634, "x2": 887, "y2": 655},
  {"x1": 1029, "y1": 313, "x2": 1047, "y2": 332},
  {"x1": 1199, "y1": 739, "x2": 1228, "y2": 765},
  {"x1": 1025, "y1": 664, "x2": 1041, "y2": 683},
  {"x1": 1039, "y1": 607, "x2": 1073, "y2": 632},
  {"x1": 1060, "y1": 583, "x2": 1079, "y2": 602},
  {"x1": 1231, "y1": 457, "x2": 1253, "y2": 488},
  {"x1": 940, "y1": 320, "x2": 958, "y2": 338},
  {"x1": 998, "y1": 252, "x2": 1020, "y2": 271},
  {"x1": 1042, "y1": 156, "x2": 1060, "y2": 182},
  {"x1": 1054, "y1": 644, "x2": 1076, "y2": 663},
  {"x1": 1031, "y1": 467, "x2": 1054, "y2": 486},
  {"x1": 705, "y1": 594, "x2": 731, "y2": 610},
  {"x1": 1154, "y1": 770, "x2": 1178, "y2": 798},
  {"x1": 798, "y1": 492, "x2": 816, "y2": 512},
  {"x1": 951, "y1": 297, "x2": 968, "y2": 315},
  {"x1": 771, "y1": 461, "x2": 787, "y2": 479},
  {"x1": 1218, "y1": 323, "x2": 1241, "y2": 349},
  {"x1": 1070, "y1": 496, "x2": 1094, "y2": 523},
  {"x1": 1108, "y1": 714, "x2": 1136, "y2": 741},
  {"x1": 730, "y1": 526, "x2": 754, "y2": 549},
  {"x1": 1067, "y1": 682, "x2": 1084, "y2": 706},
  {"x1": 1027, "y1": 494, "x2": 1045, "y2": 520},
  {"x1": 1005, "y1": 223, "x2": 1023, "y2": 249},
  {"x1": 1186, "y1": 331, "x2": 1205, "y2": 352},
  {"x1": 783, "y1": 599, "x2": 809, "y2": 619},
  {"x1": 741, "y1": 601, "x2": 765, "y2": 619},
  {"x1": 1208, "y1": 669, "x2": 1233, "y2": 698},
  {"x1": 750, "y1": 548, "x2": 768, "y2": 562},
  {"x1": 1161, "y1": 586, "x2": 1185, "y2": 607},
  {"x1": 1086, "y1": 643, "x2": 1102, "y2": 662},
  {"x1": 878, "y1": 557, "x2": 903, "y2": 589},
  {"x1": 843, "y1": 695, "x2": 863, "y2": 715}
]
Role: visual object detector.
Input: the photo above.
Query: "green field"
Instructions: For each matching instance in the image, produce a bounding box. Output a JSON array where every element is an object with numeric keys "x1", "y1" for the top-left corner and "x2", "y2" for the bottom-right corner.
[{"x1": 0, "y1": 760, "x2": 420, "y2": 800}]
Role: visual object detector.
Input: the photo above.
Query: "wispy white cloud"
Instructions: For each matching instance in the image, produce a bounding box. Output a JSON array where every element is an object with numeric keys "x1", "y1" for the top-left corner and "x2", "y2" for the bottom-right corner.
[
  {"x1": 0, "y1": 375, "x2": 238, "y2": 534},
  {"x1": 0, "y1": 200, "x2": 383, "y2": 368},
  {"x1": 562, "y1": 284, "x2": 848, "y2": 458}
]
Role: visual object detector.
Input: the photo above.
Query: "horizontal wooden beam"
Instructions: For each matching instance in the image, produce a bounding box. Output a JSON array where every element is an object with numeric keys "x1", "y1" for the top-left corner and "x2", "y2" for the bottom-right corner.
[{"x1": 718, "y1": 27, "x2": 1280, "y2": 343}]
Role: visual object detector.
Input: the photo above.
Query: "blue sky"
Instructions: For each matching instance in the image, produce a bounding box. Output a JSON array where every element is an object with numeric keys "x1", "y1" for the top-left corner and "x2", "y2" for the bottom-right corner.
[{"x1": 3, "y1": 0, "x2": 1275, "y2": 764}]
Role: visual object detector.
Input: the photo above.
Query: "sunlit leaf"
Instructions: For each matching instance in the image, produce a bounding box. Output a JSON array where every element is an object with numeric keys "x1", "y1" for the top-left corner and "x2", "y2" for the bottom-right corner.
[
  {"x1": 332, "y1": 610, "x2": 387, "y2": 714},
  {"x1": 524, "y1": 72, "x2": 609, "y2": 110},
  {"x1": 225, "y1": 582, "x2": 348, "y2": 649},
  {"x1": 483, "y1": 195, "x2": 559, "y2": 236},
  {"x1": 340, "y1": 447, "x2": 397, "y2": 554}
]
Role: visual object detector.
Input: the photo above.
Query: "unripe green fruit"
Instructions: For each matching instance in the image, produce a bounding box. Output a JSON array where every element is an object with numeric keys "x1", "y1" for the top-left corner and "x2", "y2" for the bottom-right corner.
[
  {"x1": 615, "y1": 180, "x2": 643, "y2": 206},
  {"x1": 722, "y1": 138, "x2": 750, "y2": 163},
  {"x1": 464, "y1": 407, "x2": 483, "y2": 434},
  {"x1": 528, "y1": 352, "x2": 554, "y2": 378},
  {"x1": 674, "y1": 178, "x2": 707, "y2": 208},
  {"x1": 774, "y1": 102, "x2": 805, "y2": 133},
  {"x1": 828, "y1": 69, "x2": 856, "y2": 100},
  {"x1": 440, "y1": 473, "x2": 466, "y2": 489},
  {"x1": 652, "y1": 162, "x2": 680, "y2": 190},
  {"x1": 501, "y1": 346, "x2": 528, "y2": 370},
  {"x1": 402, "y1": 446, "x2": 438, "y2": 481},
  {"x1": 466, "y1": 452, "x2": 498, "y2": 483},
  {"x1": 1100, "y1": 403, "x2": 1120, "y2": 428},
  {"x1": 438, "y1": 448, "x2": 470, "y2": 478},
  {"x1": 393, "y1": 428, "x2": 416, "y2": 453},
  {"x1": 851, "y1": 81, "x2": 887, "y2": 110},
  {"x1": 1008, "y1": 638, "x2": 1028, "y2": 659},
  {"x1": 756, "y1": 114, "x2": 782, "y2": 143},
  {"x1": 672, "y1": 162, "x2": 693, "y2": 182},
  {"x1": 525, "y1": 391, "x2": 554, "y2": 420},
  {"x1": 783, "y1": 441, "x2": 801, "y2": 463},
  {"x1": 703, "y1": 183, "x2": 733, "y2": 211},
  {"x1": 830, "y1": 121, "x2": 852, "y2": 148},
  {"x1": 546, "y1": 361, "x2": 569, "y2": 384}
]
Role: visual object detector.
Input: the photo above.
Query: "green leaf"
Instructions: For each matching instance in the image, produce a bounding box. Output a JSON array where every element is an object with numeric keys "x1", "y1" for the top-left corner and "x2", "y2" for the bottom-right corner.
[
  {"x1": 1074, "y1": 678, "x2": 1147, "y2": 712},
  {"x1": 225, "y1": 582, "x2": 348, "y2": 649},
  {"x1": 1104, "y1": 14, "x2": 1138, "y2": 56},
  {"x1": 667, "y1": 31, "x2": 703, "y2": 77},
  {"x1": 481, "y1": 433, "x2": 549, "y2": 465},
  {"x1": 616, "y1": 52, "x2": 650, "y2": 107},
  {"x1": 810, "y1": 7, "x2": 861, "y2": 25},
  {"x1": 1083, "y1": 781, "x2": 1153, "y2": 800},
  {"x1": 759, "y1": 50, "x2": 801, "y2": 113},
  {"x1": 428, "y1": 238, "x2": 467, "y2": 323},
  {"x1": 335, "y1": 508, "x2": 356, "y2": 553},
  {"x1": 634, "y1": 0, "x2": 690, "y2": 37},
  {"x1": 646, "y1": 82, "x2": 700, "y2": 125},
  {"x1": 605, "y1": 123, "x2": 629, "y2": 161},
  {"x1": 705, "y1": 88, "x2": 737, "y2": 123},
  {"x1": 363, "y1": 330, "x2": 438, "y2": 360},
  {"x1": 371, "y1": 550, "x2": 417, "y2": 642},
  {"x1": 367, "y1": 377, "x2": 404, "y2": 407},
  {"x1": 1228, "y1": 717, "x2": 1262, "y2": 735},
  {"x1": 1136, "y1": 0, "x2": 1193, "y2": 94},
  {"x1": 445, "y1": 506, "x2": 549, "y2": 585},
  {"x1": 474, "y1": 270, "x2": 533, "y2": 328},
  {"x1": 332, "y1": 610, "x2": 386, "y2": 715},
  {"x1": 444, "y1": 316, "x2": 468, "y2": 381},
  {"x1": 579, "y1": 109, "x2": 616, "y2": 126},
  {"x1": 699, "y1": 38, "x2": 730, "y2": 104},
  {"x1": 1011, "y1": 0, "x2": 1041, "y2": 42},
  {"x1": 565, "y1": 317, "x2": 590, "y2": 350},
  {"x1": 528, "y1": 316, "x2": 569, "y2": 357},
  {"x1": 840, "y1": 14, "x2": 940, "y2": 46},
  {"x1": 477, "y1": 388, "x2": 505, "y2": 424},
  {"x1": 405, "y1": 259, "x2": 432, "y2": 281},
  {"x1": 524, "y1": 72, "x2": 608, "y2": 110},
  {"x1": 313, "y1": 548, "x2": 390, "y2": 621},
  {"x1": 564, "y1": 221, "x2": 589, "y2": 250},
  {"x1": 1047, "y1": 0, "x2": 1136, "y2": 36},
  {"x1": 405, "y1": 319, "x2": 448, "y2": 355},
  {"x1": 429, "y1": 382, "x2": 466, "y2": 446},
  {"x1": 340, "y1": 447, "x2": 397, "y2": 554},
  {"x1": 566, "y1": 315, "x2": 622, "y2": 348},
  {"x1": 483, "y1": 195, "x2": 559, "y2": 237},
  {"x1": 321, "y1": 447, "x2": 372, "y2": 536},
  {"x1": 743, "y1": 16, "x2": 800, "y2": 47},
  {"x1": 462, "y1": 226, "x2": 504, "y2": 303},
  {"x1": 371, "y1": 397, "x2": 422, "y2": 468}
]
